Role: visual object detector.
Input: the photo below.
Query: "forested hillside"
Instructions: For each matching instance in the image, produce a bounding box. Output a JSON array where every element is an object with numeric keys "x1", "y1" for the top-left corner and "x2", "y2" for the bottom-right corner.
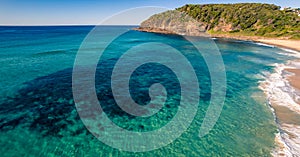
[{"x1": 176, "y1": 3, "x2": 300, "y2": 39}]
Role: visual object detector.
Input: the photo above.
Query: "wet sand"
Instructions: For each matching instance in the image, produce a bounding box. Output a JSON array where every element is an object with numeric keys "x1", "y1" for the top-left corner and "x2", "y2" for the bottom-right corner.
[
  {"x1": 286, "y1": 69, "x2": 300, "y2": 91},
  {"x1": 273, "y1": 105, "x2": 300, "y2": 125},
  {"x1": 270, "y1": 65, "x2": 300, "y2": 156},
  {"x1": 258, "y1": 58, "x2": 300, "y2": 156}
]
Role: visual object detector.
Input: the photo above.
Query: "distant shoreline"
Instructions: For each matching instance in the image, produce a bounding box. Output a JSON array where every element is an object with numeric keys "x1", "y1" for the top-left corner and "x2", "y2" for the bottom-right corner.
[
  {"x1": 209, "y1": 33, "x2": 300, "y2": 52},
  {"x1": 134, "y1": 27, "x2": 300, "y2": 52}
]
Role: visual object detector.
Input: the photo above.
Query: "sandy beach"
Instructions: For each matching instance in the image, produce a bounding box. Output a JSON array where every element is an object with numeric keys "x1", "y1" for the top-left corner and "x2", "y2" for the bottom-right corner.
[
  {"x1": 255, "y1": 37, "x2": 300, "y2": 156},
  {"x1": 135, "y1": 27, "x2": 300, "y2": 156},
  {"x1": 135, "y1": 27, "x2": 300, "y2": 52},
  {"x1": 260, "y1": 58, "x2": 300, "y2": 156},
  {"x1": 210, "y1": 32, "x2": 300, "y2": 156},
  {"x1": 256, "y1": 39, "x2": 300, "y2": 52},
  {"x1": 286, "y1": 68, "x2": 300, "y2": 91},
  {"x1": 209, "y1": 33, "x2": 300, "y2": 52}
]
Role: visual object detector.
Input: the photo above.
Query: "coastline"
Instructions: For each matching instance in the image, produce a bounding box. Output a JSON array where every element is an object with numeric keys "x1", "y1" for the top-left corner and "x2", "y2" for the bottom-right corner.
[
  {"x1": 134, "y1": 27, "x2": 300, "y2": 156},
  {"x1": 134, "y1": 27, "x2": 300, "y2": 52},
  {"x1": 208, "y1": 34, "x2": 300, "y2": 52},
  {"x1": 260, "y1": 61, "x2": 300, "y2": 156},
  {"x1": 208, "y1": 33, "x2": 300, "y2": 156},
  {"x1": 211, "y1": 34, "x2": 300, "y2": 156},
  {"x1": 210, "y1": 32, "x2": 300, "y2": 156}
]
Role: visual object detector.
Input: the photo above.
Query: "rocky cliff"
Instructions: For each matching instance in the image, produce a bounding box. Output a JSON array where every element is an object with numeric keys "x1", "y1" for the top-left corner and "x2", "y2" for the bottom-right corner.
[{"x1": 134, "y1": 10, "x2": 207, "y2": 36}]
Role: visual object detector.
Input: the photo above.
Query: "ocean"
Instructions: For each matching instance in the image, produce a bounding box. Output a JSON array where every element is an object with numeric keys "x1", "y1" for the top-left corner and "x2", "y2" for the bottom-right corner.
[{"x1": 0, "y1": 26, "x2": 298, "y2": 156}]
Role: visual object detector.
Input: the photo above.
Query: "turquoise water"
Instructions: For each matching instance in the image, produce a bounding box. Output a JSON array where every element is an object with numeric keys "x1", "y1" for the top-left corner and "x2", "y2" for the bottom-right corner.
[{"x1": 0, "y1": 26, "x2": 297, "y2": 156}]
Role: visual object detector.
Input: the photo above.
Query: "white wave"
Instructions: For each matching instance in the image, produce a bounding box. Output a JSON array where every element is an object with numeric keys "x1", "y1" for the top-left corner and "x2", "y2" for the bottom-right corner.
[
  {"x1": 278, "y1": 48, "x2": 300, "y2": 58},
  {"x1": 280, "y1": 124, "x2": 300, "y2": 156},
  {"x1": 272, "y1": 133, "x2": 293, "y2": 157},
  {"x1": 280, "y1": 48, "x2": 300, "y2": 54},
  {"x1": 253, "y1": 42, "x2": 276, "y2": 48},
  {"x1": 259, "y1": 63, "x2": 300, "y2": 114},
  {"x1": 259, "y1": 63, "x2": 300, "y2": 156}
]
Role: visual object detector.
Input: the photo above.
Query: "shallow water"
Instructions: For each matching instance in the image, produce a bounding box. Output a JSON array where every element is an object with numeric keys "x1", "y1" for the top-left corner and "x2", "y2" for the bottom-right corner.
[{"x1": 0, "y1": 26, "x2": 298, "y2": 156}]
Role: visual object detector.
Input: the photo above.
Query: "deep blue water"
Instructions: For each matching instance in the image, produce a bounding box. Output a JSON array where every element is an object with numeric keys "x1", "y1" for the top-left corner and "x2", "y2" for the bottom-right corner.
[{"x1": 0, "y1": 26, "x2": 297, "y2": 156}]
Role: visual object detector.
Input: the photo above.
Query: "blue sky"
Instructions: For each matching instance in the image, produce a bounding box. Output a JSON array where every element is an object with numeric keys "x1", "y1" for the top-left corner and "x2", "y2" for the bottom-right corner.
[{"x1": 1, "y1": 0, "x2": 299, "y2": 25}]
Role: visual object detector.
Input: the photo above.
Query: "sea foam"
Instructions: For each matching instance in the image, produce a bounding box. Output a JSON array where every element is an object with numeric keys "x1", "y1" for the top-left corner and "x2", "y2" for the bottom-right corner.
[
  {"x1": 253, "y1": 42, "x2": 276, "y2": 48},
  {"x1": 259, "y1": 61, "x2": 300, "y2": 156}
]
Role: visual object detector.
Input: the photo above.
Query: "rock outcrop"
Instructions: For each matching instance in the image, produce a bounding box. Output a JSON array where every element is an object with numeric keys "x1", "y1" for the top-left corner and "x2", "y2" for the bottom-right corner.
[
  {"x1": 134, "y1": 10, "x2": 207, "y2": 36},
  {"x1": 135, "y1": 3, "x2": 300, "y2": 39}
]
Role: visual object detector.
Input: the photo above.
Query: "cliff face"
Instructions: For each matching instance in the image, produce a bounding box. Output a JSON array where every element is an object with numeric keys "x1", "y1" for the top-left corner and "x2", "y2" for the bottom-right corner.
[
  {"x1": 135, "y1": 10, "x2": 207, "y2": 36},
  {"x1": 136, "y1": 3, "x2": 300, "y2": 39}
]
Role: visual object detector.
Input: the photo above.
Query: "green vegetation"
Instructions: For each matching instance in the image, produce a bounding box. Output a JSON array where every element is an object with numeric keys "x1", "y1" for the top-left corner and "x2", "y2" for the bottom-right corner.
[{"x1": 176, "y1": 3, "x2": 300, "y2": 39}]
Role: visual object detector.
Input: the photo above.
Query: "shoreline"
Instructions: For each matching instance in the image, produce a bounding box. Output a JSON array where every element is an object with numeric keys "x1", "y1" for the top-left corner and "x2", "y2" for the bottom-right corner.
[
  {"x1": 210, "y1": 33, "x2": 300, "y2": 156},
  {"x1": 260, "y1": 61, "x2": 300, "y2": 156},
  {"x1": 135, "y1": 27, "x2": 300, "y2": 155},
  {"x1": 211, "y1": 34, "x2": 300, "y2": 52},
  {"x1": 134, "y1": 27, "x2": 300, "y2": 52},
  {"x1": 213, "y1": 33, "x2": 300, "y2": 156}
]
